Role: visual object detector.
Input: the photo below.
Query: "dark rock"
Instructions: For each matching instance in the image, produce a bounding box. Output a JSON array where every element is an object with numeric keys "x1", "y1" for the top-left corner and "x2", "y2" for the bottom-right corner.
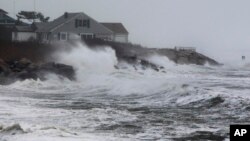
[
  {"x1": 185, "y1": 96, "x2": 225, "y2": 109},
  {"x1": 155, "y1": 49, "x2": 221, "y2": 66},
  {"x1": 121, "y1": 56, "x2": 164, "y2": 71},
  {"x1": 83, "y1": 39, "x2": 220, "y2": 66},
  {"x1": 16, "y1": 71, "x2": 38, "y2": 80},
  {"x1": 4, "y1": 58, "x2": 32, "y2": 73},
  {"x1": 0, "y1": 59, "x2": 10, "y2": 75},
  {"x1": 207, "y1": 96, "x2": 225, "y2": 108},
  {"x1": 39, "y1": 62, "x2": 75, "y2": 80},
  {"x1": 0, "y1": 58, "x2": 76, "y2": 85}
]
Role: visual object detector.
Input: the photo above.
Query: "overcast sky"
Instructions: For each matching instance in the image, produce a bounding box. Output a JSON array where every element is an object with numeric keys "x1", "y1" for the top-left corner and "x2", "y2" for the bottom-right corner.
[{"x1": 1, "y1": 0, "x2": 250, "y2": 63}]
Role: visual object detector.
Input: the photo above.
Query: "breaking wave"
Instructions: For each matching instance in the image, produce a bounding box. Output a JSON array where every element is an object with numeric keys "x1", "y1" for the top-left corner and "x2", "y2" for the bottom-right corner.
[{"x1": 1, "y1": 42, "x2": 250, "y2": 140}]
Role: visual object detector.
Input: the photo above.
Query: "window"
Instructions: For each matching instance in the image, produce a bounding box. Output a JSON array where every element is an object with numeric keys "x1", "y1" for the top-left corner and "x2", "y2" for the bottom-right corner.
[
  {"x1": 60, "y1": 32, "x2": 68, "y2": 41},
  {"x1": 80, "y1": 33, "x2": 94, "y2": 40},
  {"x1": 79, "y1": 20, "x2": 83, "y2": 27},
  {"x1": 75, "y1": 19, "x2": 90, "y2": 28},
  {"x1": 83, "y1": 20, "x2": 90, "y2": 28}
]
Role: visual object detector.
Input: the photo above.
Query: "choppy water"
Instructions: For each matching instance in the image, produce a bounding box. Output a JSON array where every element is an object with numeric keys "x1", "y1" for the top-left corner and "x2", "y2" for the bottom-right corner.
[{"x1": 1, "y1": 43, "x2": 250, "y2": 141}]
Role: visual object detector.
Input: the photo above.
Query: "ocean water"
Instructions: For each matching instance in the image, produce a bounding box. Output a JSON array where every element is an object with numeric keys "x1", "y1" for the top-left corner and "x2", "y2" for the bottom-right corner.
[{"x1": 0, "y1": 43, "x2": 250, "y2": 141}]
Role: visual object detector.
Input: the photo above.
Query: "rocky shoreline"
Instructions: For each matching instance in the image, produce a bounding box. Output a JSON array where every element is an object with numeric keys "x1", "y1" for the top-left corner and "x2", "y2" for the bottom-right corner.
[
  {"x1": 0, "y1": 58, "x2": 75, "y2": 85},
  {"x1": 84, "y1": 39, "x2": 221, "y2": 66},
  {"x1": 0, "y1": 40, "x2": 221, "y2": 84}
]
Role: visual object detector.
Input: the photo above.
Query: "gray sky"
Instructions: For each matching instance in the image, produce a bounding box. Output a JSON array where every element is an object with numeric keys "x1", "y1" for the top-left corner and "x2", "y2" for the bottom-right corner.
[{"x1": 1, "y1": 0, "x2": 250, "y2": 63}]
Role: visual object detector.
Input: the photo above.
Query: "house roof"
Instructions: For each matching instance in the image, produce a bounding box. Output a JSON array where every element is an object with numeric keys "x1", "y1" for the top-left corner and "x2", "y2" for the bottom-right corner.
[
  {"x1": 35, "y1": 12, "x2": 81, "y2": 32},
  {"x1": 0, "y1": 9, "x2": 16, "y2": 24},
  {"x1": 0, "y1": 9, "x2": 7, "y2": 14},
  {"x1": 34, "y1": 22, "x2": 48, "y2": 31},
  {"x1": 14, "y1": 25, "x2": 35, "y2": 32},
  {"x1": 101, "y1": 23, "x2": 128, "y2": 34},
  {"x1": 35, "y1": 12, "x2": 121, "y2": 35}
]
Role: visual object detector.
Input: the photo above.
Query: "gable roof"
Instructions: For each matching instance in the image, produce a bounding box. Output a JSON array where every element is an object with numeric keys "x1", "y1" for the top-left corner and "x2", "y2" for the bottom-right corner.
[
  {"x1": 14, "y1": 25, "x2": 35, "y2": 32},
  {"x1": 35, "y1": 12, "x2": 80, "y2": 32},
  {"x1": 101, "y1": 23, "x2": 128, "y2": 34},
  {"x1": 0, "y1": 9, "x2": 16, "y2": 25},
  {"x1": 35, "y1": 12, "x2": 113, "y2": 34},
  {"x1": 0, "y1": 9, "x2": 7, "y2": 14}
]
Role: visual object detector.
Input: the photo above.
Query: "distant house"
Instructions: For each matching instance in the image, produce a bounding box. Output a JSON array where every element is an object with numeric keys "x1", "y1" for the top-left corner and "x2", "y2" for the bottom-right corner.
[
  {"x1": 0, "y1": 9, "x2": 16, "y2": 25},
  {"x1": 12, "y1": 25, "x2": 37, "y2": 42},
  {"x1": 101, "y1": 23, "x2": 129, "y2": 43},
  {"x1": 0, "y1": 9, "x2": 35, "y2": 42},
  {"x1": 35, "y1": 12, "x2": 129, "y2": 43},
  {"x1": 0, "y1": 9, "x2": 16, "y2": 41}
]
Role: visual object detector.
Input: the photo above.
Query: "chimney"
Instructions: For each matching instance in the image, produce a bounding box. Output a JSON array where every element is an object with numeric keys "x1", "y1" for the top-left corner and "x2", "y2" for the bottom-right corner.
[{"x1": 64, "y1": 12, "x2": 68, "y2": 18}]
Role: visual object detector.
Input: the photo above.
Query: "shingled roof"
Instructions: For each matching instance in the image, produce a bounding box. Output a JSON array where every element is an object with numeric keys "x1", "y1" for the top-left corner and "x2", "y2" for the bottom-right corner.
[
  {"x1": 35, "y1": 12, "x2": 80, "y2": 32},
  {"x1": 101, "y1": 23, "x2": 128, "y2": 34}
]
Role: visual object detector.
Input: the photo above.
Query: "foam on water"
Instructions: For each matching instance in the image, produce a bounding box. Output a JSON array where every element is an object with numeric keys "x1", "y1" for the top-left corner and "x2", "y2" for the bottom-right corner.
[{"x1": 1, "y1": 42, "x2": 250, "y2": 140}]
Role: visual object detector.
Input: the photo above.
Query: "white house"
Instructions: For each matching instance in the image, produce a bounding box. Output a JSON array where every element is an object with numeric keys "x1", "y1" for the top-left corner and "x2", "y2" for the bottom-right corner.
[
  {"x1": 12, "y1": 26, "x2": 37, "y2": 42},
  {"x1": 35, "y1": 12, "x2": 129, "y2": 43},
  {"x1": 9, "y1": 12, "x2": 129, "y2": 43}
]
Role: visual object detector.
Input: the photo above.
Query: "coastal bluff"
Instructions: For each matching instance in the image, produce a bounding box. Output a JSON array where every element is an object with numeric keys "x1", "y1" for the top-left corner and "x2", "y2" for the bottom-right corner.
[{"x1": 85, "y1": 39, "x2": 221, "y2": 66}]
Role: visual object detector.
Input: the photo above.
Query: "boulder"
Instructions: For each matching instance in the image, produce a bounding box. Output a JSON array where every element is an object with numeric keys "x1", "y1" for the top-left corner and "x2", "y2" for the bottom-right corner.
[
  {"x1": 39, "y1": 62, "x2": 75, "y2": 80},
  {"x1": 0, "y1": 58, "x2": 76, "y2": 85},
  {"x1": 120, "y1": 56, "x2": 165, "y2": 72},
  {"x1": 16, "y1": 71, "x2": 38, "y2": 80},
  {"x1": 10, "y1": 58, "x2": 32, "y2": 72}
]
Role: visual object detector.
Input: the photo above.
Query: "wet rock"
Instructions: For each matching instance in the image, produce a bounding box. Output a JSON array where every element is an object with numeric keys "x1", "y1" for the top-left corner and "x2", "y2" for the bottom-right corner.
[
  {"x1": 5, "y1": 58, "x2": 34, "y2": 71},
  {"x1": 186, "y1": 96, "x2": 225, "y2": 109},
  {"x1": 206, "y1": 96, "x2": 225, "y2": 108},
  {"x1": 16, "y1": 71, "x2": 38, "y2": 80},
  {"x1": 40, "y1": 62, "x2": 75, "y2": 80},
  {"x1": 84, "y1": 40, "x2": 221, "y2": 66},
  {"x1": 0, "y1": 58, "x2": 76, "y2": 85},
  {"x1": 0, "y1": 59, "x2": 10, "y2": 75},
  {"x1": 121, "y1": 56, "x2": 165, "y2": 71}
]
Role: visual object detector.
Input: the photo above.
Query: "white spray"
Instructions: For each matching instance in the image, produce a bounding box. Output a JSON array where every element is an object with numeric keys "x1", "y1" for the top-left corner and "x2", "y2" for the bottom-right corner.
[{"x1": 54, "y1": 42, "x2": 118, "y2": 80}]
